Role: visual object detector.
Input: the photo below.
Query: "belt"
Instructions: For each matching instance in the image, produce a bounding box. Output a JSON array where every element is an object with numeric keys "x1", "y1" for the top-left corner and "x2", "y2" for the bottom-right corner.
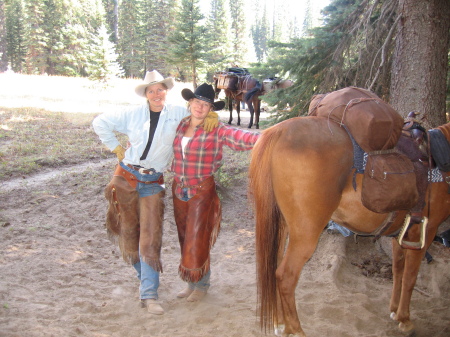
[
  {"x1": 126, "y1": 164, "x2": 155, "y2": 175},
  {"x1": 179, "y1": 176, "x2": 215, "y2": 190},
  {"x1": 115, "y1": 165, "x2": 164, "y2": 188}
]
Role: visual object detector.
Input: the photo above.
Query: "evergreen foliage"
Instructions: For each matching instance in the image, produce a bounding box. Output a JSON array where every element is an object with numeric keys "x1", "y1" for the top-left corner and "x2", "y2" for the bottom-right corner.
[
  {"x1": 204, "y1": 0, "x2": 232, "y2": 81},
  {"x1": 1, "y1": 0, "x2": 447, "y2": 126},
  {"x1": 0, "y1": 0, "x2": 7, "y2": 71},
  {"x1": 251, "y1": 5, "x2": 269, "y2": 62},
  {"x1": 228, "y1": 0, "x2": 247, "y2": 66},
  {"x1": 142, "y1": 0, "x2": 179, "y2": 77},
  {"x1": 87, "y1": 25, "x2": 124, "y2": 83},
  {"x1": 5, "y1": 0, "x2": 26, "y2": 72},
  {"x1": 117, "y1": 0, "x2": 143, "y2": 78},
  {"x1": 251, "y1": 0, "x2": 403, "y2": 121},
  {"x1": 167, "y1": 0, "x2": 207, "y2": 87}
]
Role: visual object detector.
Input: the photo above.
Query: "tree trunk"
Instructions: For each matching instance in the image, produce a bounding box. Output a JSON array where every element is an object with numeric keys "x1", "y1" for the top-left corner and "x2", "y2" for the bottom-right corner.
[{"x1": 390, "y1": 0, "x2": 450, "y2": 128}]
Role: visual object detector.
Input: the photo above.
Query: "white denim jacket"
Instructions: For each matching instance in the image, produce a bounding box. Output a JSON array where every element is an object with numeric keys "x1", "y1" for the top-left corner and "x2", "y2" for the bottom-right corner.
[{"x1": 93, "y1": 103, "x2": 188, "y2": 172}]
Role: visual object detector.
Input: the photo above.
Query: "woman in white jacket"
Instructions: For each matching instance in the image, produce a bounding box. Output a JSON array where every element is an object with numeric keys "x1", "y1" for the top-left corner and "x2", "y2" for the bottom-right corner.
[{"x1": 92, "y1": 70, "x2": 217, "y2": 315}]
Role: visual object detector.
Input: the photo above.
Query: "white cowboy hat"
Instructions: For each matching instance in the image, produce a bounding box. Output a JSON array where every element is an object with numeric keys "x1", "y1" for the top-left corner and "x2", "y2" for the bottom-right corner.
[{"x1": 135, "y1": 70, "x2": 175, "y2": 97}]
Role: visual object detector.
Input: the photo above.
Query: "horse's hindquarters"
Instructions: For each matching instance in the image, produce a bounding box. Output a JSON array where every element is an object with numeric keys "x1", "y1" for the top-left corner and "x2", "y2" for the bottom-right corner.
[{"x1": 270, "y1": 117, "x2": 354, "y2": 229}]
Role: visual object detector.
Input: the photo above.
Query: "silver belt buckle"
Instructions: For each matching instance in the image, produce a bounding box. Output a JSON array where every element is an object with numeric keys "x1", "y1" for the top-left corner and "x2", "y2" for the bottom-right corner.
[{"x1": 139, "y1": 168, "x2": 154, "y2": 175}]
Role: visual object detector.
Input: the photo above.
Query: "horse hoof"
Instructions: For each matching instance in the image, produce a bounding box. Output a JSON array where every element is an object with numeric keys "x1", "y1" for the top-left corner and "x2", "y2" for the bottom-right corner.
[
  {"x1": 390, "y1": 312, "x2": 397, "y2": 320},
  {"x1": 398, "y1": 321, "x2": 415, "y2": 335}
]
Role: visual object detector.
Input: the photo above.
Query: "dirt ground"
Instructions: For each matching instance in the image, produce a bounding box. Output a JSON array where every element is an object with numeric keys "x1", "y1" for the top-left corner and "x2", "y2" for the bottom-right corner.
[
  {"x1": 1, "y1": 140, "x2": 450, "y2": 337},
  {"x1": 0, "y1": 73, "x2": 449, "y2": 337}
]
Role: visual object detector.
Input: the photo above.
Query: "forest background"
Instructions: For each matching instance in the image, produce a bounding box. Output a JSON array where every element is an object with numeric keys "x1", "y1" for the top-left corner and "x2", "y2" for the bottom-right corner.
[{"x1": 0, "y1": 0, "x2": 449, "y2": 126}]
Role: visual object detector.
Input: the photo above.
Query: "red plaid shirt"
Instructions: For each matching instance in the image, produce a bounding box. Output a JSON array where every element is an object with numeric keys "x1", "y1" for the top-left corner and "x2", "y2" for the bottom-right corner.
[{"x1": 171, "y1": 117, "x2": 260, "y2": 199}]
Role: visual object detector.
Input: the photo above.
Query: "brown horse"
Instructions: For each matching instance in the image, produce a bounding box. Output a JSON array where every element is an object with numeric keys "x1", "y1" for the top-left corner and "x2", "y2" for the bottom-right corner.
[
  {"x1": 248, "y1": 116, "x2": 450, "y2": 336},
  {"x1": 244, "y1": 78, "x2": 294, "y2": 129},
  {"x1": 213, "y1": 73, "x2": 261, "y2": 128}
]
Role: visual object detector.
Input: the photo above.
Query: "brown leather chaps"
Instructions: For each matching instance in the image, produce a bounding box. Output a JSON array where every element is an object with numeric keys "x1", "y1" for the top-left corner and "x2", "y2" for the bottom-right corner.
[
  {"x1": 172, "y1": 176, "x2": 222, "y2": 283},
  {"x1": 104, "y1": 171, "x2": 165, "y2": 272}
]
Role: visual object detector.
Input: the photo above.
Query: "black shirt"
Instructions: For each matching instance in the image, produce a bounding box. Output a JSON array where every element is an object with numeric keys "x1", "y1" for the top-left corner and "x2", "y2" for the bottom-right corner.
[{"x1": 140, "y1": 110, "x2": 161, "y2": 160}]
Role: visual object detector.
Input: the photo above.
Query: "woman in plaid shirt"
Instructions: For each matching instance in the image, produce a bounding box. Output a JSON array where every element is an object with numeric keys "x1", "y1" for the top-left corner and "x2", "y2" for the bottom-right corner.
[{"x1": 171, "y1": 83, "x2": 260, "y2": 302}]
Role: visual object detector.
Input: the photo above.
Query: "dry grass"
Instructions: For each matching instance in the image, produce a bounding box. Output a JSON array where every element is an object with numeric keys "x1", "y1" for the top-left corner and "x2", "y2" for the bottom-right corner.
[
  {"x1": 0, "y1": 106, "x2": 112, "y2": 180},
  {"x1": 0, "y1": 73, "x2": 256, "y2": 183}
]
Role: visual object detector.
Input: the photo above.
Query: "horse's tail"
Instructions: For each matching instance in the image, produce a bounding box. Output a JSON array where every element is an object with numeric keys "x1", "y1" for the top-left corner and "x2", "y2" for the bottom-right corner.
[
  {"x1": 244, "y1": 81, "x2": 262, "y2": 102},
  {"x1": 248, "y1": 125, "x2": 283, "y2": 332}
]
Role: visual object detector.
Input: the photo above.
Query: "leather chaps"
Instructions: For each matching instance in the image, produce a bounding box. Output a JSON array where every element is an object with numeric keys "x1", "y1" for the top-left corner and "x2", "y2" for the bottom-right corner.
[{"x1": 172, "y1": 176, "x2": 222, "y2": 283}]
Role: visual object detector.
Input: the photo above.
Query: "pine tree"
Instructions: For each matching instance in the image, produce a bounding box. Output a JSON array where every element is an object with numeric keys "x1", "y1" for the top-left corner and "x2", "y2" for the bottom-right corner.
[
  {"x1": 117, "y1": 0, "x2": 144, "y2": 77},
  {"x1": 24, "y1": 0, "x2": 46, "y2": 74},
  {"x1": 228, "y1": 0, "x2": 247, "y2": 66},
  {"x1": 302, "y1": 0, "x2": 313, "y2": 35},
  {"x1": 204, "y1": 0, "x2": 232, "y2": 80},
  {"x1": 102, "y1": 0, "x2": 119, "y2": 43},
  {"x1": 0, "y1": 0, "x2": 8, "y2": 71},
  {"x1": 87, "y1": 24, "x2": 124, "y2": 84},
  {"x1": 5, "y1": 0, "x2": 26, "y2": 72},
  {"x1": 142, "y1": 0, "x2": 178, "y2": 76},
  {"x1": 251, "y1": 4, "x2": 269, "y2": 62},
  {"x1": 168, "y1": 0, "x2": 207, "y2": 87}
]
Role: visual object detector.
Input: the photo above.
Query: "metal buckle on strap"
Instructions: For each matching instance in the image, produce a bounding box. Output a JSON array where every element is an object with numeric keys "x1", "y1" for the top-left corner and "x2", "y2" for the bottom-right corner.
[{"x1": 139, "y1": 167, "x2": 155, "y2": 175}]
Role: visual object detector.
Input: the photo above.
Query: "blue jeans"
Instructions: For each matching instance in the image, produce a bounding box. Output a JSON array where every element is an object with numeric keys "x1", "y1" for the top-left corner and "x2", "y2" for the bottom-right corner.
[
  {"x1": 119, "y1": 162, "x2": 164, "y2": 197},
  {"x1": 133, "y1": 258, "x2": 159, "y2": 300},
  {"x1": 186, "y1": 270, "x2": 211, "y2": 292}
]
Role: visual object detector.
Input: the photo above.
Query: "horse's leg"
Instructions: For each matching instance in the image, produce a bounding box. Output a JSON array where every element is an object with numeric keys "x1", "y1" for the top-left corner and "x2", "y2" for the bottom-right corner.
[
  {"x1": 254, "y1": 97, "x2": 260, "y2": 129},
  {"x1": 275, "y1": 219, "x2": 325, "y2": 337},
  {"x1": 392, "y1": 223, "x2": 439, "y2": 333},
  {"x1": 392, "y1": 181, "x2": 450, "y2": 334},
  {"x1": 389, "y1": 238, "x2": 405, "y2": 318},
  {"x1": 246, "y1": 99, "x2": 254, "y2": 128},
  {"x1": 227, "y1": 97, "x2": 233, "y2": 125},
  {"x1": 236, "y1": 99, "x2": 241, "y2": 126}
]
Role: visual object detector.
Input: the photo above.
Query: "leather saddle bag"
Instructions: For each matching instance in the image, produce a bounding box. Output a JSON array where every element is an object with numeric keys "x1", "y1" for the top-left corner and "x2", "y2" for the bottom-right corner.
[{"x1": 361, "y1": 151, "x2": 418, "y2": 213}]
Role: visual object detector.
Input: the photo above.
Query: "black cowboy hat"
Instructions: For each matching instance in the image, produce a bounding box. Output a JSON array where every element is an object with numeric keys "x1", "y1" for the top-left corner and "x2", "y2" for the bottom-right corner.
[{"x1": 182, "y1": 83, "x2": 225, "y2": 111}]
